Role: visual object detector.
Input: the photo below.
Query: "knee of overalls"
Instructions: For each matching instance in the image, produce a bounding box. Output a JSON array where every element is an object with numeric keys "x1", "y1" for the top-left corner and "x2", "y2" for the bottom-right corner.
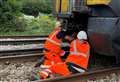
[
  {"x1": 49, "y1": 63, "x2": 71, "y2": 76},
  {"x1": 37, "y1": 69, "x2": 53, "y2": 79},
  {"x1": 44, "y1": 51, "x2": 62, "y2": 63},
  {"x1": 43, "y1": 59, "x2": 53, "y2": 66}
]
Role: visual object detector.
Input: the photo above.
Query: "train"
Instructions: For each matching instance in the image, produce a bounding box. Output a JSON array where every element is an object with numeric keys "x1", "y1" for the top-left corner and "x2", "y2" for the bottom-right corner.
[{"x1": 52, "y1": 0, "x2": 120, "y2": 64}]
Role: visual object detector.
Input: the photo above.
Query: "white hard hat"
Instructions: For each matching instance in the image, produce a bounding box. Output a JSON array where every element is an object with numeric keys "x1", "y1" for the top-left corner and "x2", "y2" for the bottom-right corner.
[
  {"x1": 55, "y1": 21, "x2": 61, "y2": 27},
  {"x1": 77, "y1": 31, "x2": 87, "y2": 40}
]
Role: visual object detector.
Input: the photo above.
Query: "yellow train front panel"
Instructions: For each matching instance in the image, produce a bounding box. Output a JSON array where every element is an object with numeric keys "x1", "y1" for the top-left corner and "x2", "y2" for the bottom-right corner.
[
  {"x1": 87, "y1": 0, "x2": 111, "y2": 5},
  {"x1": 55, "y1": 0, "x2": 69, "y2": 14}
]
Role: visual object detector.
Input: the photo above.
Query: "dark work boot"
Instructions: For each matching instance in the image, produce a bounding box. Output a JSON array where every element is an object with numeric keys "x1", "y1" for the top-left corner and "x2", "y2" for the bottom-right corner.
[{"x1": 30, "y1": 72, "x2": 40, "y2": 81}]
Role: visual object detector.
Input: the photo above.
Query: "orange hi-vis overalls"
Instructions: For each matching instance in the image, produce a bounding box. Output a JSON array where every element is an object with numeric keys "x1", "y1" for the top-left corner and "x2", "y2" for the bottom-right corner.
[
  {"x1": 66, "y1": 39, "x2": 90, "y2": 70},
  {"x1": 38, "y1": 62, "x2": 71, "y2": 79},
  {"x1": 43, "y1": 28, "x2": 65, "y2": 67},
  {"x1": 38, "y1": 28, "x2": 71, "y2": 78},
  {"x1": 49, "y1": 62, "x2": 71, "y2": 76}
]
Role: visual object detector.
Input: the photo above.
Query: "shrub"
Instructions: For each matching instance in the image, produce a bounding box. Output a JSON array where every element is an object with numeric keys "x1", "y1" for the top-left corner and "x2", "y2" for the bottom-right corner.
[
  {"x1": 22, "y1": 0, "x2": 52, "y2": 16},
  {"x1": 0, "y1": 0, "x2": 27, "y2": 32}
]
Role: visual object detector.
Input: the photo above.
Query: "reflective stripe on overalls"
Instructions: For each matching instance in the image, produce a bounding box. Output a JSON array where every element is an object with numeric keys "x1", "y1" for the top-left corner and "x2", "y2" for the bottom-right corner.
[
  {"x1": 70, "y1": 40, "x2": 89, "y2": 58},
  {"x1": 46, "y1": 31, "x2": 61, "y2": 46},
  {"x1": 43, "y1": 30, "x2": 63, "y2": 66}
]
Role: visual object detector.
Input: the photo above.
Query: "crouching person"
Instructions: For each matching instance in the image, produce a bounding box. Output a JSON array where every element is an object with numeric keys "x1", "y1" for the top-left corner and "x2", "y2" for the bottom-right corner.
[
  {"x1": 34, "y1": 21, "x2": 65, "y2": 68},
  {"x1": 31, "y1": 21, "x2": 71, "y2": 80},
  {"x1": 30, "y1": 31, "x2": 90, "y2": 80},
  {"x1": 66, "y1": 31, "x2": 90, "y2": 73}
]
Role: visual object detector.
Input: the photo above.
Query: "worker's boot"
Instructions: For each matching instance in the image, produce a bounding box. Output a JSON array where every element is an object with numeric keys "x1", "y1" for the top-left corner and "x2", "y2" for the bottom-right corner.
[
  {"x1": 30, "y1": 67, "x2": 43, "y2": 81},
  {"x1": 30, "y1": 72, "x2": 40, "y2": 81},
  {"x1": 66, "y1": 62, "x2": 86, "y2": 74},
  {"x1": 37, "y1": 69, "x2": 53, "y2": 79}
]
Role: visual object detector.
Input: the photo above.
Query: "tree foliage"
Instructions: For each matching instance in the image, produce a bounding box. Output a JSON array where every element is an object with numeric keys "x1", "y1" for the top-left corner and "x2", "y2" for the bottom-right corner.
[
  {"x1": 0, "y1": 0, "x2": 27, "y2": 32},
  {"x1": 0, "y1": 0, "x2": 54, "y2": 34},
  {"x1": 22, "y1": 0, "x2": 52, "y2": 16}
]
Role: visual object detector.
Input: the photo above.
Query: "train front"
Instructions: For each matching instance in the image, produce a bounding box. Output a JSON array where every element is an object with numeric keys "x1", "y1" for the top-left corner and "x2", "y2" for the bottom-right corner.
[{"x1": 52, "y1": 0, "x2": 120, "y2": 64}]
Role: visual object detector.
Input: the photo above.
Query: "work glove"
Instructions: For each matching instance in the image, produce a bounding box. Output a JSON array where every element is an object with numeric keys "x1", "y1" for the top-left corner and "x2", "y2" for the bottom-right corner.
[
  {"x1": 60, "y1": 42, "x2": 70, "y2": 47},
  {"x1": 56, "y1": 31, "x2": 65, "y2": 39}
]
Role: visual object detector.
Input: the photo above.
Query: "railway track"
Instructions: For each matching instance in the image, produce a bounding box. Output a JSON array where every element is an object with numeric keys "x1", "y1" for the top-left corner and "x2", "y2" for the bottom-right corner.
[
  {"x1": 0, "y1": 36, "x2": 47, "y2": 45},
  {"x1": 0, "y1": 44, "x2": 44, "y2": 58},
  {"x1": 0, "y1": 49, "x2": 119, "y2": 82},
  {"x1": 0, "y1": 53, "x2": 42, "y2": 82},
  {"x1": 0, "y1": 36, "x2": 45, "y2": 82},
  {"x1": 0, "y1": 47, "x2": 43, "y2": 59},
  {"x1": 0, "y1": 36, "x2": 46, "y2": 58},
  {"x1": 0, "y1": 36, "x2": 47, "y2": 38},
  {"x1": 0, "y1": 36, "x2": 120, "y2": 82},
  {"x1": 31, "y1": 67, "x2": 120, "y2": 82}
]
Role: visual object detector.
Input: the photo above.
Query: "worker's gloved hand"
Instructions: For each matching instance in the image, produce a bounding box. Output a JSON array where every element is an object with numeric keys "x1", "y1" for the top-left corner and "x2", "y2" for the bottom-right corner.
[
  {"x1": 60, "y1": 51, "x2": 65, "y2": 56},
  {"x1": 60, "y1": 43, "x2": 70, "y2": 47},
  {"x1": 56, "y1": 31, "x2": 65, "y2": 39}
]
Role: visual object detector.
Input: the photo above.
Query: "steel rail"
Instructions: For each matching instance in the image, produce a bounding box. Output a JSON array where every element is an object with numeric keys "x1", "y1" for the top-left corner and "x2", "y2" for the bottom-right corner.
[
  {"x1": 0, "y1": 36, "x2": 46, "y2": 58},
  {"x1": 0, "y1": 47, "x2": 44, "y2": 58},
  {"x1": 0, "y1": 38, "x2": 46, "y2": 42},
  {"x1": 0, "y1": 42, "x2": 44, "y2": 59},
  {"x1": 0, "y1": 36, "x2": 47, "y2": 45},
  {"x1": 1, "y1": 37, "x2": 120, "y2": 82},
  {"x1": 31, "y1": 67, "x2": 120, "y2": 82},
  {"x1": 0, "y1": 36, "x2": 48, "y2": 39},
  {"x1": 0, "y1": 53, "x2": 43, "y2": 59}
]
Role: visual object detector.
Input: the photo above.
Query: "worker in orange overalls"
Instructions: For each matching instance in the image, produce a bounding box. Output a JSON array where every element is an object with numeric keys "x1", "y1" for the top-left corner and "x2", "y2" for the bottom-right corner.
[
  {"x1": 34, "y1": 21, "x2": 66, "y2": 67},
  {"x1": 36, "y1": 31, "x2": 90, "y2": 79},
  {"x1": 31, "y1": 21, "x2": 71, "y2": 80},
  {"x1": 42, "y1": 21, "x2": 71, "y2": 67},
  {"x1": 66, "y1": 31, "x2": 90, "y2": 73},
  {"x1": 37, "y1": 62, "x2": 71, "y2": 79}
]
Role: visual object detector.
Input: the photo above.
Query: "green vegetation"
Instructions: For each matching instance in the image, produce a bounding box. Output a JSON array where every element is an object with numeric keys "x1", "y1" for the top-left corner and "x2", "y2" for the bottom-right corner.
[
  {"x1": 0, "y1": 0, "x2": 26, "y2": 33},
  {"x1": 0, "y1": 0, "x2": 55, "y2": 36},
  {"x1": 0, "y1": 15, "x2": 55, "y2": 36},
  {"x1": 22, "y1": 0, "x2": 52, "y2": 16}
]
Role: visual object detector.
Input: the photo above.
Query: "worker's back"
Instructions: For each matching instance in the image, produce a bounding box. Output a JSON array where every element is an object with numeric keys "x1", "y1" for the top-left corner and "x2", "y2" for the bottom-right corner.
[
  {"x1": 44, "y1": 28, "x2": 62, "y2": 54},
  {"x1": 66, "y1": 39, "x2": 90, "y2": 69}
]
